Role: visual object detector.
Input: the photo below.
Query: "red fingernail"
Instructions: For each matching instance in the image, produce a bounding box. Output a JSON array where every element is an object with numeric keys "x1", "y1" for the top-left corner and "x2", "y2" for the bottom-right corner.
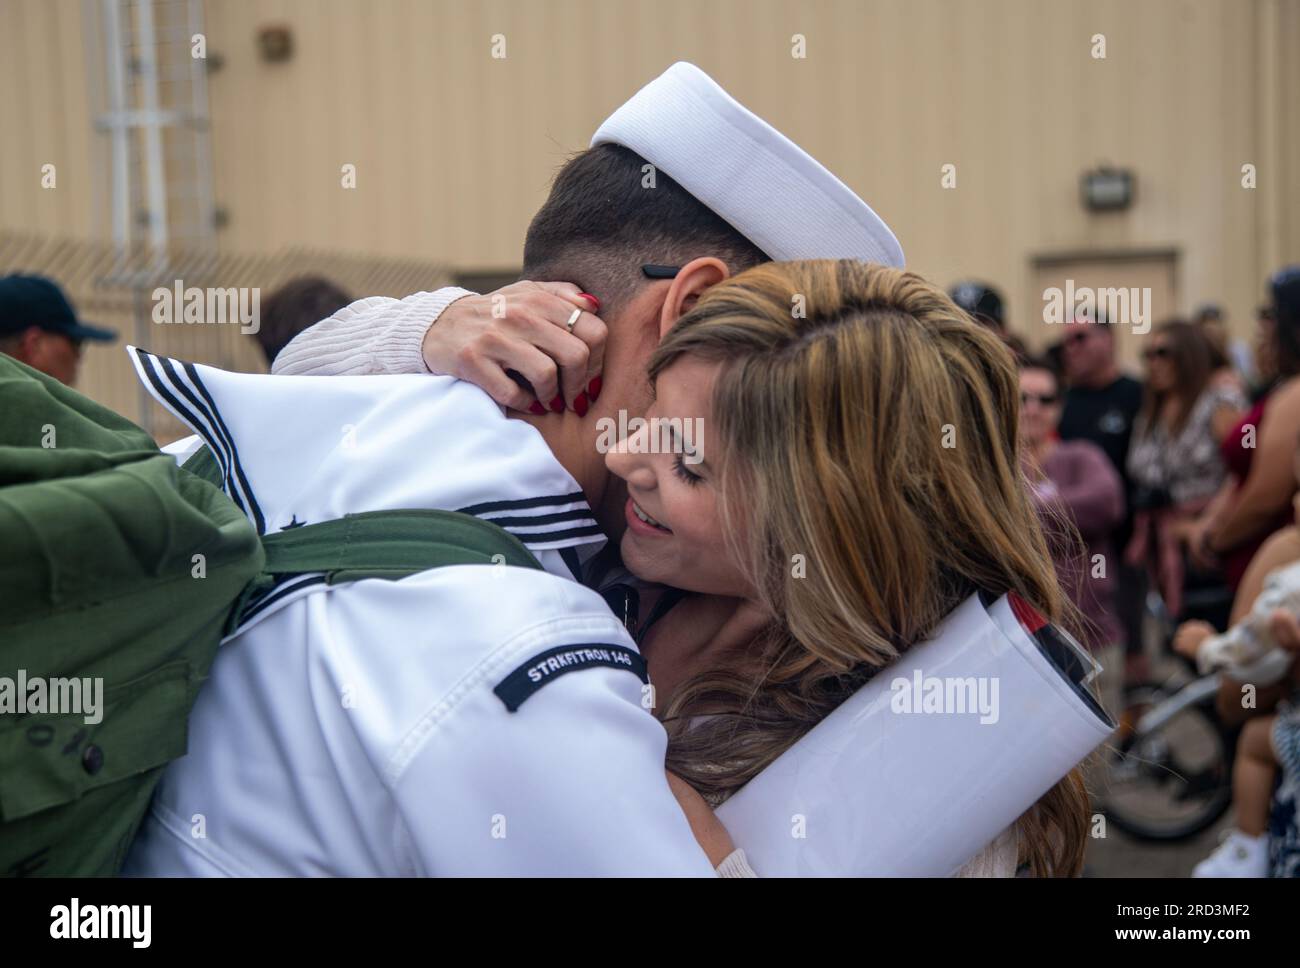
[
  {"x1": 574, "y1": 391, "x2": 589, "y2": 417},
  {"x1": 549, "y1": 394, "x2": 565, "y2": 413},
  {"x1": 588, "y1": 375, "x2": 602, "y2": 402},
  {"x1": 578, "y1": 292, "x2": 600, "y2": 313},
  {"x1": 528, "y1": 401, "x2": 546, "y2": 415}
]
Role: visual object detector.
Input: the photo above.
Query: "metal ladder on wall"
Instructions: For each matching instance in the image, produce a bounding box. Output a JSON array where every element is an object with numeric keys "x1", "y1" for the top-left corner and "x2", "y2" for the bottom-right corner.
[{"x1": 82, "y1": 0, "x2": 217, "y2": 433}]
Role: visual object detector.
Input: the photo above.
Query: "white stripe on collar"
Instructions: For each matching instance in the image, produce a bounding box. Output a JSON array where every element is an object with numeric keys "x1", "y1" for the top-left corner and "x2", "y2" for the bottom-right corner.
[{"x1": 128, "y1": 346, "x2": 607, "y2": 562}]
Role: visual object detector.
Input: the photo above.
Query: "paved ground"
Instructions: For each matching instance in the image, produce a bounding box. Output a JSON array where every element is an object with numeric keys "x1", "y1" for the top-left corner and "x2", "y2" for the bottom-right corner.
[
  {"x1": 1085, "y1": 814, "x2": 1229, "y2": 878},
  {"x1": 1081, "y1": 635, "x2": 1234, "y2": 878}
]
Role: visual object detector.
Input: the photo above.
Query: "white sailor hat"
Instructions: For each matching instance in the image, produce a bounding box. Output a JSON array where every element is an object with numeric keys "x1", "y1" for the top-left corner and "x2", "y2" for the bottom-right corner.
[{"x1": 591, "y1": 62, "x2": 904, "y2": 268}]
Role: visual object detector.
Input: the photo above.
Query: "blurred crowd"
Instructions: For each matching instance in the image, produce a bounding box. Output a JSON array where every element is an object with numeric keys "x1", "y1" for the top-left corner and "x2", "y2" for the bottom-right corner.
[
  {"x1": 0, "y1": 273, "x2": 351, "y2": 385},
  {"x1": 951, "y1": 269, "x2": 1300, "y2": 878}
]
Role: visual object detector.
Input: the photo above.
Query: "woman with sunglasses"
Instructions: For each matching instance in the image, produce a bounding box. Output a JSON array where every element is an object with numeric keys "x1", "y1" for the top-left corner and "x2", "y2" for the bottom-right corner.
[
  {"x1": 1018, "y1": 358, "x2": 1125, "y2": 714},
  {"x1": 1126, "y1": 320, "x2": 1247, "y2": 627}
]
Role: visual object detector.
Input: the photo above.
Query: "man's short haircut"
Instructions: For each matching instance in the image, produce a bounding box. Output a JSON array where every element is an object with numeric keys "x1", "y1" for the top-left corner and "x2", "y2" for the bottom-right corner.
[
  {"x1": 257, "y1": 276, "x2": 352, "y2": 365},
  {"x1": 1020, "y1": 354, "x2": 1058, "y2": 377},
  {"x1": 522, "y1": 143, "x2": 769, "y2": 312}
]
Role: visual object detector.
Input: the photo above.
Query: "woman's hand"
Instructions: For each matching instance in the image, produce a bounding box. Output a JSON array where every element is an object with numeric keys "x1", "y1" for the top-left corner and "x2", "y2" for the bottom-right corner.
[
  {"x1": 1172, "y1": 620, "x2": 1216, "y2": 660},
  {"x1": 666, "y1": 770, "x2": 734, "y2": 868},
  {"x1": 1184, "y1": 518, "x2": 1220, "y2": 571},
  {"x1": 422, "y1": 281, "x2": 606, "y2": 414}
]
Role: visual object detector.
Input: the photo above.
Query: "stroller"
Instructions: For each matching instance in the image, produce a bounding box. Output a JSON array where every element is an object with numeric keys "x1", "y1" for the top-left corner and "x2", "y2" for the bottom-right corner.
[{"x1": 1101, "y1": 584, "x2": 1295, "y2": 857}]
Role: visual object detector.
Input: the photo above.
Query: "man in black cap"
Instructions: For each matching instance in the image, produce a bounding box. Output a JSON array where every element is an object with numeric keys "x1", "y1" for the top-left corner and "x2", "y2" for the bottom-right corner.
[
  {"x1": 949, "y1": 280, "x2": 1027, "y2": 361},
  {"x1": 950, "y1": 280, "x2": 1004, "y2": 330},
  {"x1": 0, "y1": 275, "x2": 117, "y2": 385}
]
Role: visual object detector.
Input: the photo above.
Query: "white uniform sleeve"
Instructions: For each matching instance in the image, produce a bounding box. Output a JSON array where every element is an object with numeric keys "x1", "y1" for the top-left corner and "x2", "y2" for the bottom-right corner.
[
  {"x1": 271, "y1": 288, "x2": 475, "y2": 376},
  {"x1": 323, "y1": 567, "x2": 718, "y2": 877},
  {"x1": 391, "y1": 642, "x2": 718, "y2": 877}
]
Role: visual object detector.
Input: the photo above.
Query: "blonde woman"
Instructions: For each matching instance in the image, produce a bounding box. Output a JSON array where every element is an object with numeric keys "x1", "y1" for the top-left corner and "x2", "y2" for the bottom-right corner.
[{"x1": 278, "y1": 260, "x2": 1091, "y2": 875}]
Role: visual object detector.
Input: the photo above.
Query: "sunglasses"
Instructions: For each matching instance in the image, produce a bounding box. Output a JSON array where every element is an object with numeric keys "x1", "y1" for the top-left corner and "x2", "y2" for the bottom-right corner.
[
  {"x1": 1143, "y1": 346, "x2": 1171, "y2": 361},
  {"x1": 642, "y1": 264, "x2": 681, "y2": 279},
  {"x1": 1021, "y1": 392, "x2": 1059, "y2": 406}
]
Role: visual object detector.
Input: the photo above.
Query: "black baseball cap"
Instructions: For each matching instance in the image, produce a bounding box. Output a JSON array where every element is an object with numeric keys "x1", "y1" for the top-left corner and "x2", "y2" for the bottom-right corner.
[
  {"x1": 0, "y1": 275, "x2": 117, "y2": 343},
  {"x1": 948, "y1": 280, "x2": 1005, "y2": 327},
  {"x1": 1271, "y1": 265, "x2": 1300, "y2": 321}
]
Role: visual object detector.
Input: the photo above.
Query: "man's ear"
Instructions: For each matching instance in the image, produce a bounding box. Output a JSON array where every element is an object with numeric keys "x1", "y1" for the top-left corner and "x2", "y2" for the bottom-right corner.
[
  {"x1": 16, "y1": 327, "x2": 45, "y2": 364},
  {"x1": 657, "y1": 257, "x2": 730, "y2": 340}
]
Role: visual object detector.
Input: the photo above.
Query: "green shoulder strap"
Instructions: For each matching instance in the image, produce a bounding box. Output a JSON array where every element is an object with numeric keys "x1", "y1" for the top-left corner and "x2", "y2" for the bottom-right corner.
[
  {"x1": 232, "y1": 509, "x2": 545, "y2": 628},
  {"x1": 259, "y1": 508, "x2": 543, "y2": 581},
  {"x1": 180, "y1": 444, "x2": 547, "y2": 629}
]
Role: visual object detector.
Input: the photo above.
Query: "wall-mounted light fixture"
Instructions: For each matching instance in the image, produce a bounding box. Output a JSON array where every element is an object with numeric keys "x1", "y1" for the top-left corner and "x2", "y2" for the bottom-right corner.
[
  {"x1": 1081, "y1": 166, "x2": 1135, "y2": 212},
  {"x1": 257, "y1": 25, "x2": 293, "y2": 63}
]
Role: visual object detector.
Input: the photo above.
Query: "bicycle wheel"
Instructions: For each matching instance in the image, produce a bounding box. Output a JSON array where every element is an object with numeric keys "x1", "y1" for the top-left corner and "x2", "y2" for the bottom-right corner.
[{"x1": 1100, "y1": 681, "x2": 1234, "y2": 841}]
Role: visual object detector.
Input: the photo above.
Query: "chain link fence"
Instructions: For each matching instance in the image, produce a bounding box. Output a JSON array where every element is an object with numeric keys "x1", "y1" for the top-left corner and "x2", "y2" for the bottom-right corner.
[{"x1": 0, "y1": 232, "x2": 452, "y2": 441}]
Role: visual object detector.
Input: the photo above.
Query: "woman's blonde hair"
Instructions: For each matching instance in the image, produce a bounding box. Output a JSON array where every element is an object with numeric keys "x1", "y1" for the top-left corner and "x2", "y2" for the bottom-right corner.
[{"x1": 648, "y1": 259, "x2": 1090, "y2": 877}]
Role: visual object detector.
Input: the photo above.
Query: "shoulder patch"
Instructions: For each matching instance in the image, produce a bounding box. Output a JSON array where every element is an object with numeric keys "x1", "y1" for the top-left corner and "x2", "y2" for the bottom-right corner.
[{"x1": 493, "y1": 643, "x2": 648, "y2": 713}]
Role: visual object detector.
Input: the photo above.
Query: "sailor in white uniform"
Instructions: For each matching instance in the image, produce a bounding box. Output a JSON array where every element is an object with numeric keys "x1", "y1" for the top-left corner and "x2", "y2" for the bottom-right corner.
[
  {"x1": 124, "y1": 61, "x2": 906, "y2": 877},
  {"x1": 122, "y1": 354, "x2": 719, "y2": 876}
]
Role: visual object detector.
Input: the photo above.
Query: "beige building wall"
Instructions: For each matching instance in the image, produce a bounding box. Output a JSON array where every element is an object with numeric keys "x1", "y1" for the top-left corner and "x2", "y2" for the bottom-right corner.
[
  {"x1": 0, "y1": 0, "x2": 97, "y2": 239},
  {"x1": 2, "y1": 0, "x2": 1298, "y2": 371}
]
